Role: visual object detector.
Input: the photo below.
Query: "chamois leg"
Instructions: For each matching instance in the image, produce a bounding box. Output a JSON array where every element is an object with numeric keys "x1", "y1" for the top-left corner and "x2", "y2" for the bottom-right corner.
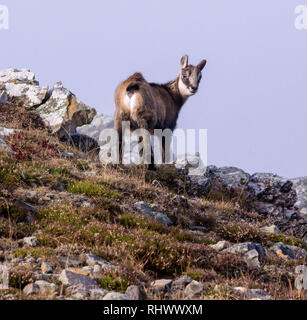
[
  {"x1": 136, "y1": 114, "x2": 156, "y2": 170},
  {"x1": 114, "y1": 120, "x2": 123, "y2": 165},
  {"x1": 161, "y1": 135, "x2": 173, "y2": 164},
  {"x1": 137, "y1": 135, "x2": 155, "y2": 170},
  {"x1": 118, "y1": 130, "x2": 123, "y2": 165}
]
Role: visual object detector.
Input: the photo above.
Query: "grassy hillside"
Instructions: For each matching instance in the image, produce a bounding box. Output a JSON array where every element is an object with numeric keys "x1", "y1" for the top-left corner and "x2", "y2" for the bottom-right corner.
[{"x1": 0, "y1": 100, "x2": 306, "y2": 300}]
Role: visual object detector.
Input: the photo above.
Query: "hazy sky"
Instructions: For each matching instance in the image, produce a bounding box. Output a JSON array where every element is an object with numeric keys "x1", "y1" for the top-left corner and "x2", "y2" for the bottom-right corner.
[{"x1": 0, "y1": 0, "x2": 306, "y2": 178}]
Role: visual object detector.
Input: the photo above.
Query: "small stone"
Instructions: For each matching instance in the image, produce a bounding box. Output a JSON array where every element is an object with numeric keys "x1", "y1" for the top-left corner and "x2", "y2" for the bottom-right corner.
[
  {"x1": 90, "y1": 288, "x2": 109, "y2": 300},
  {"x1": 93, "y1": 264, "x2": 101, "y2": 273},
  {"x1": 134, "y1": 201, "x2": 172, "y2": 226},
  {"x1": 23, "y1": 283, "x2": 39, "y2": 296},
  {"x1": 59, "y1": 256, "x2": 83, "y2": 268},
  {"x1": 81, "y1": 266, "x2": 94, "y2": 275},
  {"x1": 102, "y1": 292, "x2": 130, "y2": 300},
  {"x1": 260, "y1": 225, "x2": 281, "y2": 234},
  {"x1": 41, "y1": 262, "x2": 53, "y2": 274},
  {"x1": 81, "y1": 201, "x2": 92, "y2": 208},
  {"x1": 184, "y1": 280, "x2": 205, "y2": 299},
  {"x1": 223, "y1": 242, "x2": 255, "y2": 255},
  {"x1": 244, "y1": 249, "x2": 260, "y2": 270},
  {"x1": 67, "y1": 268, "x2": 90, "y2": 276},
  {"x1": 65, "y1": 284, "x2": 89, "y2": 299},
  {"x1": 171, "y1": 276, "x2": 192, "y2": 290},
  {"x1": 154, "y1": 212, "x2": 173, "y2": 226},
  {"x1": 270, "y1": 242, "x2": 306, "y2": 260},
  {"x1": 83, "y1": 171, "x2": 96, "y2": 177},
  {"x1": 85, "y1": 254, "x2": 115, "y2": 270},
  {"x1": 61, "y1": 152, "x2": 74, "y2": 159},
  {"x1": 230, "y1": 287, "x2": 273, "y2": 300},
  {"x1": 59, "y1": 269, "x2": 98, "y2": 290},
  {"x1": 23, "y1": 236, "x2": 38, "y2": 247},
  {"x1": 125, "y1": 285, "x2": 147, "y2": 300},
  {"x1": 134, "y1": 201, "x2": 156, "y2": 215},
  {"x1": 35, "y1": 280, "x2": 59, "y2": 296},
  {"x1": 170, "y1": 277, "x2": 192, "y2": 296},
  {"x1": 34, "y1": 273, "x2": 55, "y2": 281},
  {"x1": 210, "y1": 241, "x2": 230, "y2": 251},
  {"x1": 150, "y1": 279, "x2": 173, "y2": 291}
]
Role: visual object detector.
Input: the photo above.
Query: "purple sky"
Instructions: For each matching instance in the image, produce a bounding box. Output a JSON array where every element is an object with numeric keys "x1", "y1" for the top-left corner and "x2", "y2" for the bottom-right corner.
[{"x1": 0, "y1": 0, "x2": 306, "y2": 178}]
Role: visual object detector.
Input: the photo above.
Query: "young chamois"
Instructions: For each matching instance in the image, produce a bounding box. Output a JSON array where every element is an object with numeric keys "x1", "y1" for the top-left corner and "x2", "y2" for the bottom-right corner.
[{"x1": 114, "y1": 55, "x2": 207, "y2": 167}]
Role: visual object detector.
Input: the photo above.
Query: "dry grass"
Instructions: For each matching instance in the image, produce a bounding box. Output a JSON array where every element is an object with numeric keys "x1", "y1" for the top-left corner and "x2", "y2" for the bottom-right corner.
[{"x1": 0, "y1": 105, "x2": 306, "y2": 300}]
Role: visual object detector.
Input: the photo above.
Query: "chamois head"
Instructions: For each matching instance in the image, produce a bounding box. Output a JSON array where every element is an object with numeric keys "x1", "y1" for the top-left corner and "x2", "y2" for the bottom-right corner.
[{"x1": 178, "y1": 55, "x2": 207, "y2": 96}]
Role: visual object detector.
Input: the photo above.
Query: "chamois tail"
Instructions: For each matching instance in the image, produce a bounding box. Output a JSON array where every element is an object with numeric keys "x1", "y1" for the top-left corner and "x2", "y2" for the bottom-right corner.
[{"x1": 126, "y1": 82, "x2": 140, "y2": 97}]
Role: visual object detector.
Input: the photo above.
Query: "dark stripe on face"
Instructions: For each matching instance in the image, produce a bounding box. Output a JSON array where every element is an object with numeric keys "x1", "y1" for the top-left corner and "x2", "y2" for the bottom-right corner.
[{"x1": 181, "y1": 66, "x2": 202, "y2": 90}]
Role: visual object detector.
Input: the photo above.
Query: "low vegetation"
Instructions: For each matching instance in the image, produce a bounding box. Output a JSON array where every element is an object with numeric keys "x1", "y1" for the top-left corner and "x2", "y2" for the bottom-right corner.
[{"x1": 0, "y1": 101, "x2": 306, "y2": 300}]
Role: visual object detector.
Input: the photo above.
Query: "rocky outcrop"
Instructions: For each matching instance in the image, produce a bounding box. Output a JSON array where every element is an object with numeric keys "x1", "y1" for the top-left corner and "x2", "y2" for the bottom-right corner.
[
  {"x1": 0, "y1": 69, "x2": 96, "y2": 139},
  {"x1": 36, "y1": 81, "x2": 96, "y2": 139},
  {"x1": 186, "y1": 165, "x2": 306, "y2": 240},
  {"x1": 74, "y1": 112, "x2": 306, "y2": 225},
  {"x1": 76, "y1": 112, "x2": 114, "y2": 142},
  {"x1": 175, "y1": 153, "x2": 206, "y2": 176},
  {"x1": 0, "y1": 68, "x2": 47, "y2": 107},
  {"x1": 133, "y1": 201, "x2": 173, "y2": 226},
  {"x1": 269, "y1": 242, "x2": 306, "y2": 260},
  {"x1": 74, "y1": 108, "x2": 306, "y2": 240},
  {"x1": 1, "y1": 67, "x2": 306, "y2": 302},
  {"x1": 70, "y1": 112, "x2": 114, "y2": 154},
  {"x1": 0, "y1": 68, "x2": 37, "y2": 83},
  {"x1": 292, "y1": 177, "x2": 307, "y2": 216},
  {"x1": 195, "y1": 166, "x2": 297, "y2": 215},
  {"x1": 59, "y1": 269, "x2": 98, "y2": 289}
]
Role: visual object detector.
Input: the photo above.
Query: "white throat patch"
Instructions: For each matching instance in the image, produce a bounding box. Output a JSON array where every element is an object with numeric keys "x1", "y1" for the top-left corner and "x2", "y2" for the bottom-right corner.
[{"x1": 178, "y1": 77, "x2": 193, "y2": 97}]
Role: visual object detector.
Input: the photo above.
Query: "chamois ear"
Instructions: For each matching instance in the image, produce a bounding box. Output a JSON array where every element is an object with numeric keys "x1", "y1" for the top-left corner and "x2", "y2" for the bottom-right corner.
[
  {"x1": 180, "y1": 55, "x2": 189, "y2": 69},
  {"x1": 197, "y1": 59, "x2": 207, "y2": 71}
]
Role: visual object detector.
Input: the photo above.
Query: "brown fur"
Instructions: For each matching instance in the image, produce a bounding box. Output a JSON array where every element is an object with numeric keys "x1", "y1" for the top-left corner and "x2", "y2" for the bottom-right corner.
[{"x1": 114, "y1": 55, "x2": 207, "y2": 164}]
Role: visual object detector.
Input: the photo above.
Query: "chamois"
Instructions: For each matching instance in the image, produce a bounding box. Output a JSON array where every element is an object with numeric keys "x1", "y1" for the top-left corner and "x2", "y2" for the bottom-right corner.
[{"x1": 114, "y1": 55, "x2": 207, "y2": 166}]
